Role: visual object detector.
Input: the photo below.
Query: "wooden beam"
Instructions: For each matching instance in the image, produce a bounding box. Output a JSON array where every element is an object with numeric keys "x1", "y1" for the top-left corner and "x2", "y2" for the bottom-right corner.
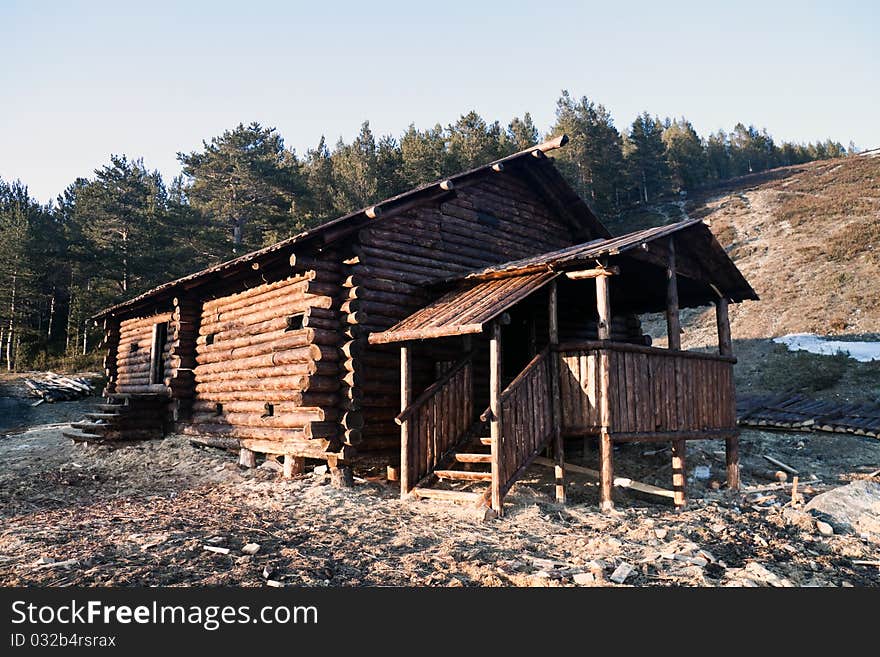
[
  {"x1": 595, "y1": 273, "x2": 612, "y2": 340},
  {"x1": 399, "y1": 344, "x2": 412, "y2": 499},
  {"x1": 532, "y1": 456, "x2": 675, "y2": 500},
  {"x1": 726, "y1": 434, "x2": 740, "y2": 490},
  {"x1": 489, "y1": 321, "x2": 503, "y2": 514},
  {"x1": 564, "y1": 266, "x2": 620, "y2": 280},
  {"x1": 671, "y1": 439, "x2": 687, "y2": 508},
  {"x1": 548, "y1": 281, "x2": 565, "y2": 504},
  {"x1": 666, "y1": 238, "x2": 681, "y2": 350},
  {"x1": 716, "y1": 297, "x2": 733, "y2": 357}
]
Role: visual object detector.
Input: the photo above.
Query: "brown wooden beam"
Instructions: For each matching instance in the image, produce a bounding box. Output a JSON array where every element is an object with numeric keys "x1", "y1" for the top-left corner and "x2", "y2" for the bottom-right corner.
[
  {"x1": 666, "y1": 238, "x2": 681, "y2": 350},
  {"x1": 548, "y1": 281, "x2": 565, "y2": 504},
  {"x1": 716, "y1": 297, "x2": 733, "y2": 357},
  {"x1": 399, "y1": 344, "x2": 412, "y2": 499},
  {"x1": 489, "y1": 321, "x2": 503, "y2": 514}
]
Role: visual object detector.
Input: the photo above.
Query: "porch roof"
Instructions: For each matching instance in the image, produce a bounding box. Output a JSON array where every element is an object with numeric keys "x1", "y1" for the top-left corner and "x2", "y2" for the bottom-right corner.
[{"x1": 367, "y1": 271, "x2": 558, "y2": 344}]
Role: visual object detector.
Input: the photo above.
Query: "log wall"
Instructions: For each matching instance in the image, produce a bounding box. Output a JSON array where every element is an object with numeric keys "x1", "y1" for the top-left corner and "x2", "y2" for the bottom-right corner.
[
  {"x1": 351, "y1": 172, "x2": 586, "y2": 450},
  {"x1": 187, "y1": 268, "x2": 343, "y2": 454},
  {"x1": 115, "y1": 312, "x2": 174, "y2": 394}
]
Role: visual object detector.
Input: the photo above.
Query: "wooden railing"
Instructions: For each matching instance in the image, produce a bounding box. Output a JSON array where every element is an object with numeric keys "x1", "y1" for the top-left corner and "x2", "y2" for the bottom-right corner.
[
  {"x1": 483, "y1": 348, "x2": 555, "y2": 499},
  {"x1": 556, "y1": 341, "x2": 737, "y2": 439},
  {"x1": 396, "y1": 354, "x2": 473, "y2": 492}
]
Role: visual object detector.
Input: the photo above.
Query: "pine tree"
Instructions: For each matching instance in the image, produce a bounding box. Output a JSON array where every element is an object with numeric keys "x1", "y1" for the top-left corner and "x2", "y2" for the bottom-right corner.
[
  {"x1": 503, "y1": 113, "x2": 540, "y2": 153},
  {"x1": 662, "y1": 118, "x2": 710, "y2": 191},
  {"x1": 446, "y1": 111, "x2": 504, "y2": 171},
  {"x1": 625, "y1": 112, "x2": 672, "y2": 204},
  {"x1": 331, "y1": 121, "x2": 380, "y2": 212},
  {"x1": 400, "y1": 123, "x2": 449, "y2": 187},
  {"x1": 178, "y1": 122, "x2": 304, "y2": 252}
]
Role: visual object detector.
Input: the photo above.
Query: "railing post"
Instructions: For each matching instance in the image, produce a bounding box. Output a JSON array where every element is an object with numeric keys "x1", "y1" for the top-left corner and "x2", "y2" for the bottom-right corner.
[
  {"x1": 596, "y1": 272, "x2": 614, "y2": 511},
  {"x1": 715, "y1": 296, "x2": 732, "y2": 357},
  {"x1": 548, "y1": 281, "x2": 565, "y2": 504},
  {"x1": 666, "y1": 237, "x2": 681, "y2": 350},
  {"x1": 400, "y1": 344, "x2": 412, "y2": 499},
  {"x1": 489, "y1": 321, "x2": 503, "y2": 514}
]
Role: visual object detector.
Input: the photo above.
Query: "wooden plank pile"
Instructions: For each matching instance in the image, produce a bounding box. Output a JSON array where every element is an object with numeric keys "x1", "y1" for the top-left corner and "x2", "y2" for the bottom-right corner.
[
  {"x1": 737, "y1": 393, "x2": 880, "y2": 438},
  {"x1": 23, "y1": 372, "x2": 97, "y2": 403}
]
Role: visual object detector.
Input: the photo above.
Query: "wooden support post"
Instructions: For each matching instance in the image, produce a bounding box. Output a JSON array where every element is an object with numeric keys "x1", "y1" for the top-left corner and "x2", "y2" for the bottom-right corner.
[
  {"x1": 715, "y1": 297, "x2": 732, "y2": 357},
  {"x1": 283, "y1": 455, "x2": 305, "y2": 479},
  {"x1": 489, "y1": 321, "x2": 503, "y2": 515},
  {"x1": 671, "y1": 439, "x2": 687, "y2": 508},
  {"x1": 400, "y1": 344, "x2": 412, "y2": 499},
  {"x1": 726, "y1": 434, "x2": 740, "y2": 490},
  {"x1": 596, "y1": 273, "x2": 614, "y2": 511},
  {"x1": 599, "y1": 430, "x2": 613, "y2": 511},
  {"x1": 548, "y1": 281, "x2": 565, "y2": 503},
  {"x1": 596, "y1": 273, "x2": 612, "y2": 341},
  {"x1": 666, "y1": 238, "x2": 681, "y2": 350},
  {"x1": 239, "y1": 447, "x2": 256, "y2": 469}
]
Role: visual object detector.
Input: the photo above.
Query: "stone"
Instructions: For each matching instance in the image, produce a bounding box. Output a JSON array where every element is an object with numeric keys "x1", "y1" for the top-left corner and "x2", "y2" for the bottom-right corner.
[
  {"x1": 573, "y1": 572, "x2": 595, "y2": 585},
  {"x1": 609, "y1": 562, "x2": 634, "y2": 584},
  {"x1": 805, "y1": 480, "x2": 880, "y2": 536},
  {"x1": 654, "y1": 528, "x2": 668, "y2": 540},
  {"x1": 241, "y1": 543, "x2": 261, "y2": 555},
  {"x1": 266, "y1": 580, "x2": 284, "y2": 588},
  {"x1": 693, "y1": 465, "x2": 711, "y2": 480},
  {"x1": 258, "y1": 460, "x2": 282, "y2": 472},
  {"x1": 816, "y1": 521, "x2": 834, "y2": 537},
  {"x1": 313, "y1": 465, "x2": 329, "y2": 476},
  {"x1": 204, "y1": 545, "x2": 230, "y2": 555}
]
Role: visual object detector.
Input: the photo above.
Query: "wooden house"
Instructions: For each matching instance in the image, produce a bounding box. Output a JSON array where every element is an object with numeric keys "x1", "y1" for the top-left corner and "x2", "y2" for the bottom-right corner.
[{"x1": 79, "y1": 135, "x2": 757, "y2": 513}]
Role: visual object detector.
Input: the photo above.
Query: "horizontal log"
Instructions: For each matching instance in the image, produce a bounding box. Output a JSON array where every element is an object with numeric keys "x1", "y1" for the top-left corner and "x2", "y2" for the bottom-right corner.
[
  {"x1": 289, "y1": 254, "x2": 342, "y2": 272},
  {"x1": 181, "y1": 423, "x2": 308, "y2": 442},
  {"x1": 190, "y1": 411, "x2": 321, "y2": 430},
  {"x1": 119, "y1": 313, "x2": 173, "y2": 332},
  {"x1": 194, "y1": 360, "x2": 334, "y2": 383},
  {"x1": 194, "y1": 344, "x2": 330, "y2": 372},
  {"x1": 343, "y1": 274, "x2": 420, "y2": 296},
  {"x1": 202, "y1": 272, "x2": 317, "y2": 313},
  {"x1": 200, "y1": 294, "x2": 334, "y2": 330},
  {"x1": 192, "y1": 390, "x2": 339, "y2": 405},
  {"x1": 194, "y1": 375, "x2": 309, "y2": 393},
  {"x1": 191, "y1": 401, "x2": 335, "y2": 419},
  {"x1": 555, "y1": 341, "x2": 737, "y2": 364}
]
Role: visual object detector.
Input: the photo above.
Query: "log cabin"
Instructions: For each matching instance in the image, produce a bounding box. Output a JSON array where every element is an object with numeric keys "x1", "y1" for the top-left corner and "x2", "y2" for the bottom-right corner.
[{"x1": 78, "y1": 135, "x2": 758, "y2": 513}]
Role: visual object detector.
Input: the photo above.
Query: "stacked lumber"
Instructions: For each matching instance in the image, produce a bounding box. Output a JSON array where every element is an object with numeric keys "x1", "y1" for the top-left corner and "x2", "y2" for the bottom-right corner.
[
  {"x1": 737, "y1": 393, "x2": 880, "y2": 438},
  {"x1": 24, "y1": 372, "x2": 97, "y2": 403}
]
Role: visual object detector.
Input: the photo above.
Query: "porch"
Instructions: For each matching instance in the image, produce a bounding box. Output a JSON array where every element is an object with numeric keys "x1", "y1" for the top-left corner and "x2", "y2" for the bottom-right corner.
[{"x1": 369, "y1": 219, "x2": 757, "y2": 514}]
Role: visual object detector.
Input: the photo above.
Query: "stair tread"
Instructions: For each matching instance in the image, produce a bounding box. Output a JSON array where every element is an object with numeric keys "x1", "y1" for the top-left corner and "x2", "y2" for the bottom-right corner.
[
  {"x1": 62, "y1": 429, "x2": 103, "y2": 442},
  {"x1": 94, "y1": 403, "x2": 126, "y2": 411},
  {"x1": 479, "y1": 437, "x2": 493, "y2": 445},
  {"x1": 454, "y1": 453, "x2": 492, "y2": 463},
  {"x1": 412, "y1": 488, "x2": 483, "y2": 503},
  {"x1": 85, "y1": 412, "x2": 122, "y2": 420},
  {"x1": 434, "y1": 469, "x2": 492, "y2": 482},
  {"x1": 71, "y1": 421, "x2": 110, "y2": 431}
]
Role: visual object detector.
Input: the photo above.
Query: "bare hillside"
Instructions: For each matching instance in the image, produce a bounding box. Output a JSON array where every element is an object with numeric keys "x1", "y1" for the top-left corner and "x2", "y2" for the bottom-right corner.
[{"x1": 612, "y1": 156, "x2": 880, "y2": 402}]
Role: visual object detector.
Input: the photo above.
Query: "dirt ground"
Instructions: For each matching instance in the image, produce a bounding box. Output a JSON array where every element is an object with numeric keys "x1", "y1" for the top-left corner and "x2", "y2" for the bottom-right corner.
[{"x1": 2, "y1": 399, "x2": 878, "y2": 587}]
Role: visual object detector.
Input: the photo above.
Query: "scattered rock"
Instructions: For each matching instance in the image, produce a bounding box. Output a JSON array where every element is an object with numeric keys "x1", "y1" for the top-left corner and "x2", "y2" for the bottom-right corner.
[
  {"x1": 35, "y1": 556, "x2": 55, "y2": 565},
  {"x1": 693, "y1": 465, "x2": 711, "y2": 480},
  {"x1": 258, "y1": 460, "x2": 282, "y2": 473},
  {"x1": 816, "y1": 521, "x2": 834, "y2": 537},
  {"x1": 609, "y1": 562, "x2": 634, "y2": 584},
  {"x1": 805, "y1": 480, "x2": 880, "y2": 536},
  {"x1": 313, "y1": 465, "x2": 329, "y2": 476},
  {"x1": 204, "y1": 545, "x2": 230, "y2": 555},
  {"x1": 241, "y1": 543, "x2": 261, "y2": 555},
  {"x1": 573, "y1": 572, "x2": 595, "y2": 585},
  {"x1": 654, "y1": 528, "x2": 668, "y2": 540},
  {"x1": 447, "y1": 578, "x2": 464, "y2": 587},
  {"x1": 266, "y1": 580, "x2": 284, "y2": 588},
  {"x1": 262, "y1": 566, "x2": 274, "y2": 579}
]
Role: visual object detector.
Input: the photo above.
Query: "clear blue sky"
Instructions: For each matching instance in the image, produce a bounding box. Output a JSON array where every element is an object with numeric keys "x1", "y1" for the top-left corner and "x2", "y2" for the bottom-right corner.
[{"x1": 1, "y1": 0, "x2": 877, "y2": 203}]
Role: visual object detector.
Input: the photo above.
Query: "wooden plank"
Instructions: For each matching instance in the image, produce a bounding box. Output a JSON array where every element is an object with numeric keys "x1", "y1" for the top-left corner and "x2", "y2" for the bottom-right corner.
[
  {"x1": 400, "y1": 345, "x2": 412, "y2": 497},
  {"x1": 532, "y1": 456, "x2": 675, "y2": 499},
  {"x1": 412, "y1": 488, "x2": 483, "y2": 503},
  {"x1": 666, "y1": 237, "x2": 681, "y2": 350},
  {"x1": 490, "y1": 321, "x2": 503, "y2": 514}
]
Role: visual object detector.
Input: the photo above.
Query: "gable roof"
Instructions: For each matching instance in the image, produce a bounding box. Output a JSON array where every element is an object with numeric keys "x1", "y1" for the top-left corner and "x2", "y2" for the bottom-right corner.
[
  {"x1": 368, "y1": 219, "x2": 758, "y2": 344},
  {"x1": 93, "y1": 135, "x2": 608, "y2": 320}
]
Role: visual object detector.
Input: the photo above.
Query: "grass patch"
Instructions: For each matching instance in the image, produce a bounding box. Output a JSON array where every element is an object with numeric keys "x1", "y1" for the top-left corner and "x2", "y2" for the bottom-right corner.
[{"x1": 759, "y1": 344, "x2": 851, "y2": 393}]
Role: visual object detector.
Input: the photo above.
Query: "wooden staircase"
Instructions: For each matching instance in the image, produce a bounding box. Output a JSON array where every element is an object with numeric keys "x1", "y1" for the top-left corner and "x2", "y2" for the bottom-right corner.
[
  {"x1": 63, "y1": 394, "x2": 169, "y2": 443},
  {"x1": 411, "y1": 427, "x2": 494, "y2": 504}
]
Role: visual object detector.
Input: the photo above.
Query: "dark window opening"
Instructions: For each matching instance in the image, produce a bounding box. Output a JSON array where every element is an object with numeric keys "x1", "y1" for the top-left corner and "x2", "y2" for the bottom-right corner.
[
  {"x1": 149, "y1": 322, "x2": 168, "y2": 385},
  {"x1": 129, "y1": 343, "x2": 138, "y2": 353},
  {"x1": 205, "y1": 333, "x2": 216, "y2": 346},
  {"x1": 215, "y1": 403, "x2": 223, "y2": 416},
  {"x1": 285, "y1": 313, "x2": 305, "y2": 331},
  {"x1": 477, "y1": 211, "x2": 500, "y2": 227},
  {"x1": 263, "y1": 403, "x2": 274, "y2": 417}
]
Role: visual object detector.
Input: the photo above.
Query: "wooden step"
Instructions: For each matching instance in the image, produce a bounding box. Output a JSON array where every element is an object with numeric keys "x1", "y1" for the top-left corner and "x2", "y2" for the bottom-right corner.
[
  {"x1": 412, "y1": 488, "x2": 484, "y2": 503},
  {"x1": 434, "y1": 469, "x2": 492, "y2": 482},
  {"x1": 479, "y1": 437, "x2": 493, "y2": 446},
  {"x1": 85, "y1": 412, "x2": 122, "y2": 420},
  {"x1": 94, "y1": 403, "x2": 126, "y2": 412},
  {"x1": 454, "y1": 453, "x2": 492, "y2": 463},
  {"x1": 71, "y1": 421, "x2": 112, "y2": 433},
  {"x1": 62, "y1": 429, "x2": 103, "y2": 442}
]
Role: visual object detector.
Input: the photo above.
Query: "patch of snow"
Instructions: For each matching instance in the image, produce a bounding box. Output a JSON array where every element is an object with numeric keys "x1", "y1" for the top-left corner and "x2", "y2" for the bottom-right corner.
[{"x1": 773, "y1": 333, "x2": 880, "y2": 362}]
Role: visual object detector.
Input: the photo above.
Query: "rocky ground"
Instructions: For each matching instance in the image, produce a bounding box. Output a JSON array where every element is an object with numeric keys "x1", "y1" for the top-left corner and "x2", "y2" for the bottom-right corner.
[{"x1": 1, "y1": 410, "x2": 878, "y2": 587}]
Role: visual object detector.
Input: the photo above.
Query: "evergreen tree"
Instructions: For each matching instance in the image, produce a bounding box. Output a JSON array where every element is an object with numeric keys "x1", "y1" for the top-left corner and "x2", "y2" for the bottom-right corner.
[
  {"x1": 549, "y1": 91, "x2": 625, "y2": 214},
  {"x1": 399, "y1": 123, "x2": 449, "y2": 187},
  {"x1": 178, "y1": 122, "x2": 304, "y2": 252},
  {"x1": 503, "y1": 113, "x2": 540, "y2": 153},
  {"x1": 625, "y1": 112, "x2": 672, "y2": 204},
  {"x1": 662, "y1": 118, "x2": 710, "y2": 191},
  {"x1": 446, "y1": 111, "x2": 504, "y2": 171},
  {"x1": 331, "y1": 121, "x2": 380, "y2": 212}
]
